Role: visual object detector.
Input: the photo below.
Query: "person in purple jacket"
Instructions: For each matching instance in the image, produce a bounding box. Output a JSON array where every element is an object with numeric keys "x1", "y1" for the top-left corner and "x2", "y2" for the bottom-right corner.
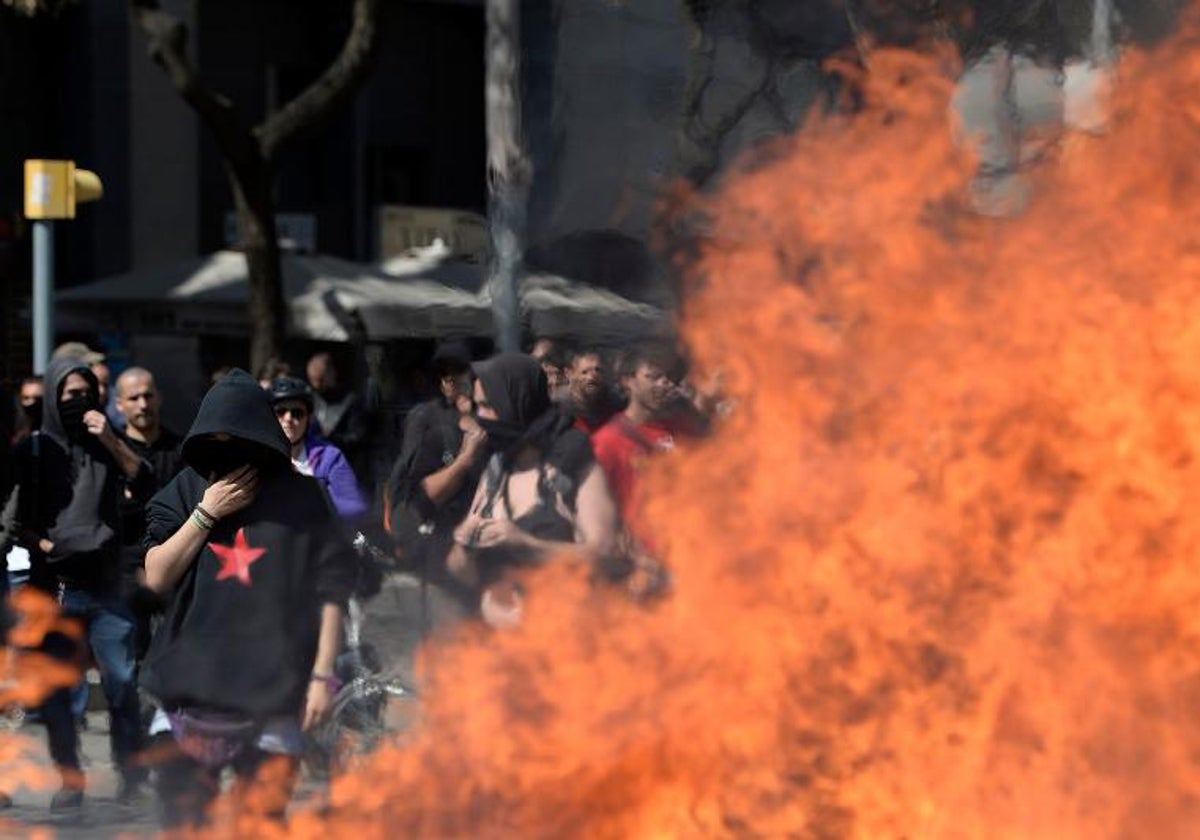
[{"x1": 267, "y1": 378, "x2": 369, "y2": 523}]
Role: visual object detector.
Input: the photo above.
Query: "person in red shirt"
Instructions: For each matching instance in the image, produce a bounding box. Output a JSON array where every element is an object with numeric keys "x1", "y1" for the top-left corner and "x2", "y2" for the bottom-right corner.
[{"x1": 592, "y1": 343, "x2": 690, "y2": 531}]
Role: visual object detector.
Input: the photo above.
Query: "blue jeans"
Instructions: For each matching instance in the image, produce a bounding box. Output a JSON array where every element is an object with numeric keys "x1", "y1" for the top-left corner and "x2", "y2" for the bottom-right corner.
[
  {"x1": 43, "y1": 587, "x2": 142, "y2": 779},
  {"x1": 8, "y1": 574, "x2": 88, "y2": 724}
]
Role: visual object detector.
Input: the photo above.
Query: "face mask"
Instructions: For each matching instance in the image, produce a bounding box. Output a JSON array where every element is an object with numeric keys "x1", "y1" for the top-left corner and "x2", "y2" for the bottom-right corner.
[
  {"x1": 58, "y1": 394, "x2": 94, "y2": 440},
  {"x1": 212, "y1": 444, "x2": 274, "y2": 482},
  {"x1": 191, "y1": 439, "x2": 274, "y2": 480},
  {"x1": 476, "y1": 416, "x2": 524, "y2": 458},
  {"x1": 20, "y1": 399, "x2": 42, "y2": 428}
]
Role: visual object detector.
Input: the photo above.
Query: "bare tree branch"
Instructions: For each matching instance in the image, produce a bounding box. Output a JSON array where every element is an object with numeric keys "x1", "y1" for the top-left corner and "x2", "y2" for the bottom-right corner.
[
  {"x1": 254, "y1": 0, "x2": 381, "y2": 159},
  {"x1": 127, "y1": 0, "x2": 381, "y2": 371},
  {"x1": 128, "y1": 0, "x2": 260, "y2": 181}
]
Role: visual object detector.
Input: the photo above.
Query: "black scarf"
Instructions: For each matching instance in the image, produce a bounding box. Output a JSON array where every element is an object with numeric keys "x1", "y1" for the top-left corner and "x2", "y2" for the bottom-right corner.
[{"x1": 472, "y1": 353, "x2": 576, "y2": 466}]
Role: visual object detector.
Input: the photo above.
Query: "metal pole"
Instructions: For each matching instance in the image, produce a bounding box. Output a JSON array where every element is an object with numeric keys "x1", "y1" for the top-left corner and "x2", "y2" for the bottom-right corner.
[{"x1": 32, "y1": 220, "x2": 54, "y2": 374}]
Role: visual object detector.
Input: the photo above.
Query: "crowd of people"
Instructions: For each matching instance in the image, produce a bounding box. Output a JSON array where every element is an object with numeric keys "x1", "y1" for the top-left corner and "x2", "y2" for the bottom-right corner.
[{"x1": 0, "y1": 334, "x2": 722, "y2": 826}]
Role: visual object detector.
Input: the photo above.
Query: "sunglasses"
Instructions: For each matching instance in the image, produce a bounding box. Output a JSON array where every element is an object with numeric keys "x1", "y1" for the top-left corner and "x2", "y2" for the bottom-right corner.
[{"x1": 274, "y1": 406, "x2": 308, "y2": 420}]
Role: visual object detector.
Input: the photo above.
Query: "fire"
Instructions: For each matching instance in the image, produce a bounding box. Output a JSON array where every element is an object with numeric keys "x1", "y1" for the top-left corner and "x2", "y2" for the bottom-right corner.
[
  {"x1": 13, "y1": 8, "x2": 1200, "y2": 838},
  {"x1": 0, "y1": 588, "x2": 85, "y2": 815},
  {"x1": 289, "y1": 9, "x2": 1200, "y2": 838}
]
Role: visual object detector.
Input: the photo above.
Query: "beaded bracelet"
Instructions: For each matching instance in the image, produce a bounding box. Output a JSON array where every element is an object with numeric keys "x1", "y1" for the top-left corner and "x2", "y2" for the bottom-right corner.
[{"x1": 190, "y1": 507, "x2": 214, "y2": 532}]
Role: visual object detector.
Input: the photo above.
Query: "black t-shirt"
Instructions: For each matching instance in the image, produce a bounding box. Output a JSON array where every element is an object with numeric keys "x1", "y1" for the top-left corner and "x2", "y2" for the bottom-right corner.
[
  {"x1": 120, "y1": 427, "x2": 184, "y2": 547},
  {"x1": 388, "y1": 399, "x2": 480, "y2": 528}
]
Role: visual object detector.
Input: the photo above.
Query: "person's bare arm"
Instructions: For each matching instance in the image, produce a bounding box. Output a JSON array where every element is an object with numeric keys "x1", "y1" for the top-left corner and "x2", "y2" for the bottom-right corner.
[
  {"x1": 446, "y1": 477, "x2": 491, "y2": 585},
  {"x1": 84, "y1": 410, "x2": 146, "y2": 481},
  {"x1": 422, "y1": 424, "x2": 488, "y2": 506},
  {"x1": 303, "y1": 602, "x2": 344, "y2": 731},
  {"x1": 144, "y1": 467, "x2": 260, "y2": 593},
  {"x1": 570, "y1": 464, "x2": 621, "y2": 563}
]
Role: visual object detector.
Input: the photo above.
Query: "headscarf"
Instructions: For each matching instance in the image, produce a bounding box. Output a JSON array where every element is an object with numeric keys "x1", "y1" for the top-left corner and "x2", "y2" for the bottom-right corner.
[{"x1": 471, "y1": 353, "x2": 577, "y2": 466}]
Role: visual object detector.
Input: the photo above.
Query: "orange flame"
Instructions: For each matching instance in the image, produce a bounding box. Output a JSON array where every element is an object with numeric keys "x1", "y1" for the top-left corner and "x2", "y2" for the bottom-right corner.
[
  {"x1": 286, "y1": 10, "x2": 1200, "y2": 838},
  {"x1": 1, "y1": 587, "x2": 84, "y2": 709},
  {"x1": 0, "y1": 588, "x2": 86, "y2": 813}
]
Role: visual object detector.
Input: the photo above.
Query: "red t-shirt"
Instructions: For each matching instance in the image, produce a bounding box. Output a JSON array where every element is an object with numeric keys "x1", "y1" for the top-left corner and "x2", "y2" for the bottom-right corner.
[{"x1": 592, "y1": 415, "x2": 680, "y2": 527}]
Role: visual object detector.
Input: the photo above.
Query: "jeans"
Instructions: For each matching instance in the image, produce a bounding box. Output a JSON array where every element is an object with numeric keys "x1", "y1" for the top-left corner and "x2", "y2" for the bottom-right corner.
[
  {"x1": 43, "y1": 587, "x2": 143, "y2": 781},
  {"x1": 8, "y1": 574, "x2": 87, "y2": 726}
]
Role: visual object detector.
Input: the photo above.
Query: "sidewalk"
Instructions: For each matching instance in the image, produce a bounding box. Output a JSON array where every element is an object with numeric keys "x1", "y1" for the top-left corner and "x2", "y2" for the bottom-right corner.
[{"x1": 0, "y1": 712, "x2": 157, "y2": 839}]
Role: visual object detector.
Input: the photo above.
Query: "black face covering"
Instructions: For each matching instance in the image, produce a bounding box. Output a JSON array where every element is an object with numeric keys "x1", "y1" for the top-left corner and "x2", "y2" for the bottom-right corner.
[
  {"x1": 471, "y1": 354, "x2": 577, "y2": 465},
  {"x1": 476, "y1": 416, "x2": 525, "y2": 456},
  {"x1": 58, "y1": 394, "x2": 95, "y2": 441},
  {"x1": 21, "y1": 399, "x2": 43, "y2": 428},
  {"x1": 190, "y1": 438, "x2": 276, "y2": 480}
]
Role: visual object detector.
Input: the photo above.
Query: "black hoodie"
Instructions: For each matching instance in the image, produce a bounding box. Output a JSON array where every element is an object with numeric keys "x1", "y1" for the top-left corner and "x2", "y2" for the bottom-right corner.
[
  {"x1": 139, "y1": 369, "x2": 355, "y2": 718},
  {"x1": 10, "y1": 357, "x2": 151, "y2": 589}
]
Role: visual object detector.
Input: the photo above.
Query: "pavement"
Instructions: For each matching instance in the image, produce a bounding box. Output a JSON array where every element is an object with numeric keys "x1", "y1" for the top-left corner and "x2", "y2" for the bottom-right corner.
[
  {"x1": 0, "y1": 711, "x2": 336, "y2": 839},
  {"x1": 0, "y1": 574, "x2": 454, "y2": 839},
  {"x1": 0, "y1": 711, "x2": 158, "y2": 839}
]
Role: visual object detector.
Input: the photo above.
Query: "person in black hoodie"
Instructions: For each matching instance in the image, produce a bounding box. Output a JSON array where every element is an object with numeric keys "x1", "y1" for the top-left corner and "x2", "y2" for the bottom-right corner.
[
  {"x1": 139, "y1": 369, "x2": 354, "y2": 828},
  {"x1": 6, "y1": 356, "x2": 154, "y2": 810}
]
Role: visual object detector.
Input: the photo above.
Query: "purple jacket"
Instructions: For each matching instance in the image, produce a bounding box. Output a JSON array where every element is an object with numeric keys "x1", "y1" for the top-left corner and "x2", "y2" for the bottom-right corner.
[{"x1": 303, "y1": 430, "x2": 369, "y2": 522}]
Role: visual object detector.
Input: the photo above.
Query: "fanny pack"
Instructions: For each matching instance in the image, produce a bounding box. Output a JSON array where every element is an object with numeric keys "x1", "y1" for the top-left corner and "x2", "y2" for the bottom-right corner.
[{"x1": 166, "y1": 709, "x2": 262, "y2": 769}]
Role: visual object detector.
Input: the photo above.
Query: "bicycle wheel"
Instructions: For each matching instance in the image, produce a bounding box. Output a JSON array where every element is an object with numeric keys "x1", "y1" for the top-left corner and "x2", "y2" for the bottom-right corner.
[{"x1": 321, "y1": 676, "x2": 420, "y2": 776}]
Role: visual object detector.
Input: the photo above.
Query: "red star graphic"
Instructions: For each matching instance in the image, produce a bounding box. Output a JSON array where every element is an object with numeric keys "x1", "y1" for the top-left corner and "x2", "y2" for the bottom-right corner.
[{"x1": 209, "y1": 527, "x2": 267, "y2": 587}]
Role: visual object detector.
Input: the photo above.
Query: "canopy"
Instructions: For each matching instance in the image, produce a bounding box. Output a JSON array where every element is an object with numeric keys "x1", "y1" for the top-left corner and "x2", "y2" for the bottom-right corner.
[
  {"x1": 378, "y1": 241, "x2": 671, "y2": 343},
  {"x1": 57, "y1": 250, "x2": 488, "y2": 341},
  {"x1": 58, "y1": 245, "x2": 670, "y2": 343}
]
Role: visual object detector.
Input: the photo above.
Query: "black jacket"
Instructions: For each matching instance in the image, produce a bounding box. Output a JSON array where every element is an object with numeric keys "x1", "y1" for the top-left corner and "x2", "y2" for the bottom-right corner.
[
  {"x1": 9, "y1": 358, "x2": 152, "y2": 590},
  {"x1": 139, "y1": 369, "x2": 355, "y2": 718}
]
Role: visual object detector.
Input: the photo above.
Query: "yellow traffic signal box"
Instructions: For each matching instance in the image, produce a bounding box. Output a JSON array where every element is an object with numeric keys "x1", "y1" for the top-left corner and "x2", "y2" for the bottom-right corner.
[{"x1": 24, "y1": 160, "x2": 103, "y2": 220}]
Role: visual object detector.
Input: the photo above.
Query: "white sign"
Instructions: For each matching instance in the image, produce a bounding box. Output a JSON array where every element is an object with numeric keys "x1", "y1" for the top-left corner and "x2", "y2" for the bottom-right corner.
[{"x1": 377, "y1": 205, "x2": 488, "y2": 262}]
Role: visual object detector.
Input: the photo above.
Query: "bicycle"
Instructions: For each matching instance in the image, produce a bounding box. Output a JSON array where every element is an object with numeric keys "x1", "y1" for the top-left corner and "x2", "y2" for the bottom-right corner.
[{"x1": 303, "y1": 535, "x2": 421, "y2": 779}]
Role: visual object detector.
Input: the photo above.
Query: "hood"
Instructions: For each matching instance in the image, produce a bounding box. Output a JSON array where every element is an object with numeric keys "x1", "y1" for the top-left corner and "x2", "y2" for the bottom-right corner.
[
  {"x1": 41, "y1": 355, "x2": 100, "y2": 444},
  {"x1": 472, "y1": 353, "x2": 551, "y2": 428},
  {"x1": 182, "y1": 368, "x2": 291, "y2": 476}
]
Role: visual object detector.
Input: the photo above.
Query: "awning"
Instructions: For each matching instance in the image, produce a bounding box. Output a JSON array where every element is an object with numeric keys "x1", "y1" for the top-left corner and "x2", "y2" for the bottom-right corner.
[
  {"x1": 57, "y1": 250, "x2": 488, "y2": 341},
  {"x1": 58, "y1": 245, "x2": 672, "y2": 343}
]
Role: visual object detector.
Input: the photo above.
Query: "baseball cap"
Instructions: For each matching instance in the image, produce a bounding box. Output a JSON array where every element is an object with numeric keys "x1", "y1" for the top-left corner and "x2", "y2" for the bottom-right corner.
[
  {"x1": 431, "y1": 339, "x2": 472, "y2": 372},
  {"x1": 51, "y1": 341, "x2": 105, "y2": 365}
]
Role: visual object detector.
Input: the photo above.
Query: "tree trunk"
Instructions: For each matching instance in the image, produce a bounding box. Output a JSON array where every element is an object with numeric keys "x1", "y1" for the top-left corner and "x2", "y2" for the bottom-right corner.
[
  {"x1": 232, "y1": 163, "x2": 285, "y2": 375},
  {"x1": 130, "y1": 0, "x2": 381, "y2": 373},
  {"x1": 486, "y1": 0, "x2": 529, "y2": 354}
]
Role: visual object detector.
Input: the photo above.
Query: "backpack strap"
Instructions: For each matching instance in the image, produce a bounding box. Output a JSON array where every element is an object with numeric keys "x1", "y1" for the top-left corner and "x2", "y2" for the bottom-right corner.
[
  {"x1": 545, "y1": 467, "x2": 579, "y2": 514},
  {"x1": 479, "y1": 455, "x2": 507, "y2": 519}
]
